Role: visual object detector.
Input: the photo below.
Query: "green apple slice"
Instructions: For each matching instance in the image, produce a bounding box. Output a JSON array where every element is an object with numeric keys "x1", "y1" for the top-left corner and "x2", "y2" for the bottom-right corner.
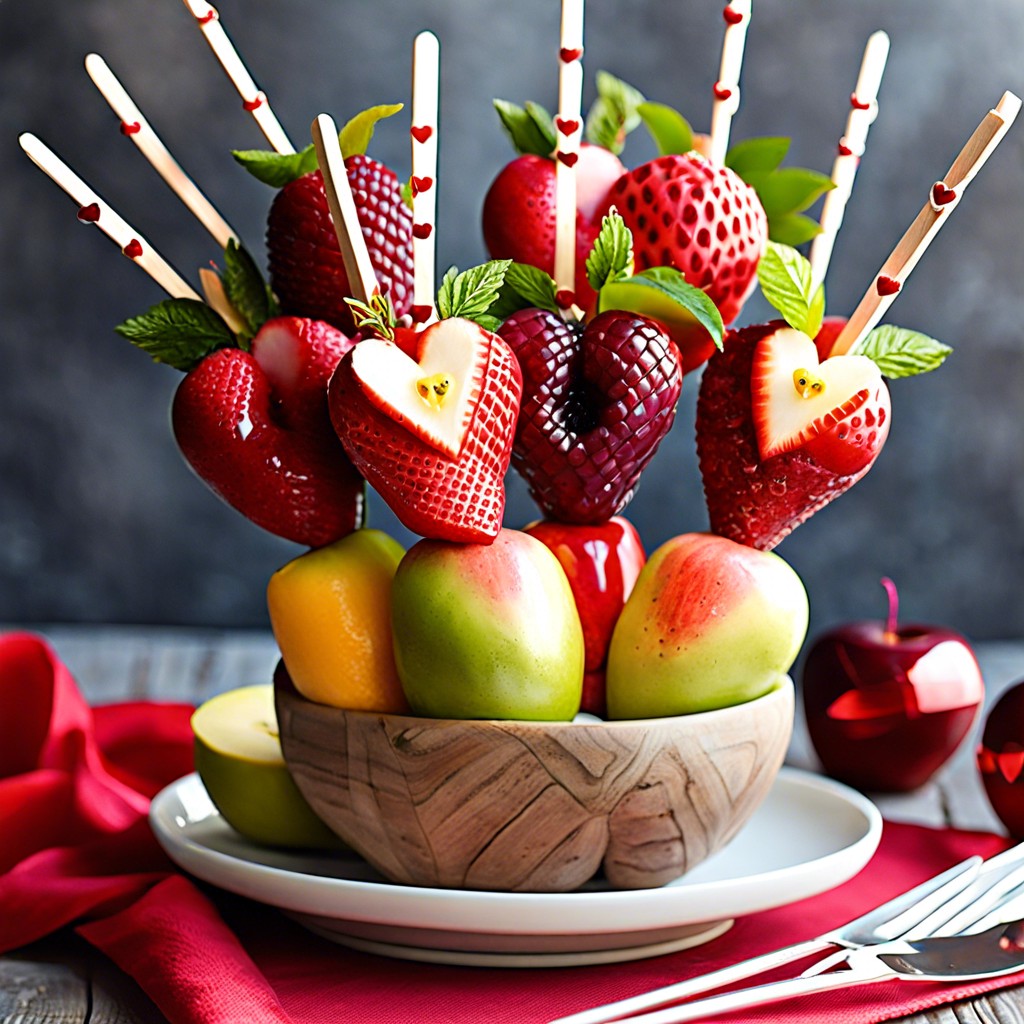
[{"x1": 192, "y1": 684, "x2": 342, "y2": 849}]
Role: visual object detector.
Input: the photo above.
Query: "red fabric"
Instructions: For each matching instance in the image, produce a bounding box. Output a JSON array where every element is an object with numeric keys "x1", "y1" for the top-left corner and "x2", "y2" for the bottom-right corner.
[{"x1": 2, "y1": 629, "x2": 1023, "y2": 1024}]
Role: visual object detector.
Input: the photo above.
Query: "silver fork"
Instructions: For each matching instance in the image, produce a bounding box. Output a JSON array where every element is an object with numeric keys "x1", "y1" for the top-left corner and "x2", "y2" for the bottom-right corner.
[{"x1": 549, "y1": 842, "x2": 1024, "y2": 1024}]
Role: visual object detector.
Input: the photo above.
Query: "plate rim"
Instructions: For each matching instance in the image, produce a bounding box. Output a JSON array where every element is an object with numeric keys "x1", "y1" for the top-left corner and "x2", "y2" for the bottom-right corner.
[{"x1": 150, "y1": 765, "x2": 882, "y2": 937}]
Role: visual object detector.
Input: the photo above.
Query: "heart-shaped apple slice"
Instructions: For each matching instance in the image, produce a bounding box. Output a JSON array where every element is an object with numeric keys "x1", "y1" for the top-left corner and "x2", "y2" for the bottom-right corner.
[
  {"x1": 350, "y1": 318, "x2": 490, "y2": 459},
  {"x1": 751, "y1": 326, "x2": 884, "y2": 460}
]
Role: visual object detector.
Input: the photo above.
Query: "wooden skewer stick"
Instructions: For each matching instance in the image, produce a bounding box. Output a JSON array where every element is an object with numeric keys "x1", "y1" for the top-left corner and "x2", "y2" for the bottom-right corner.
[
  {"x1": 84, "y1": 54, "x2": 238, "y2": 250},
  {"x1": 830, "y1": 91, "x2": 1021, "y2": 357},
  {"x1": 554, "y1": 0, "x2": 585, "y2": 315},
  {"x1": 181, "y1": 0, "x2": 295, "y2": 155},
  {"x1": 709, "y1": 0, "x2": 752, "y2": 166},
  {"x1": 411, "y1": 31, "x2": 440, "y2": 323},
  {"x1": 809, "y1": 31, "x2": 890, "y2": 291},
  {"x1": 311, "y1": 114, "x2": 379, "y2": 306},
  {"x1": 19, "y1": 132, "x2": 201, "y2": 301}
]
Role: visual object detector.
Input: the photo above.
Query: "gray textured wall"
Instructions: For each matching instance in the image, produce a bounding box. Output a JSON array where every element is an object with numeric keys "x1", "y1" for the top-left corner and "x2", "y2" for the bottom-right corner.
[{"x1": 2, "y1": 0, "x2": 1023, "y2": 642}]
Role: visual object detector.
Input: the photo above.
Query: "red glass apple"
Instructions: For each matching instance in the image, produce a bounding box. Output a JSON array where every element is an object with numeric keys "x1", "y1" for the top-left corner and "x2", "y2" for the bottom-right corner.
[
  {"x1": 978, "y1": 682, "x2": 1024, "y2": 837},
  {"x1": 523, "y1": 516, "x2": 646, "y2": 717},
  {"x1": 803, "y1": 578, "x2": 984, "y2": 792}
]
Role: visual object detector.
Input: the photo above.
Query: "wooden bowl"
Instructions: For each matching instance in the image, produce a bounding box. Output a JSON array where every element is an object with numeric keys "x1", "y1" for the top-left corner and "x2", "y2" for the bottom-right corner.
[{"x1": 275, "y1": 666, "x2": 793, "y2": 892}]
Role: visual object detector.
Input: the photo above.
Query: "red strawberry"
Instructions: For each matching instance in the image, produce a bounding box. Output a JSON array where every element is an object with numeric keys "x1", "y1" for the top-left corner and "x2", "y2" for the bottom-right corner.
[
  {"x1": 599, "y1": 153, "x2": 767, "y2": 371},
  {"x1": 696, "y1": 320, "x2": 891, "y2": 550},
  {"x1": 483, "y1": 145, "x2": 625, "y2": 309},
  {"x1": 328, "y1": 318, "x2": 522, "y2": 543},
  {"x1": 173, "y1": 317, "x2": 364, "y2": 547},
  {"x1": 267, "y1": 158, "x2": 414, "y2": 333},
  {"x1": 499, "y1": 308, "x2": 683, "y2": 523}
]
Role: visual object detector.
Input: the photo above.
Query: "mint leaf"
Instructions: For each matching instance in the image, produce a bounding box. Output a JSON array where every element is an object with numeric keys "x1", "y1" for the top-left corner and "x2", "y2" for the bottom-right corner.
[
  {"x1": 756, "y1": 168, "x2": 835, "y2": 220},
  {"x1": 756, "y1": 241, "x2": 821, "y2": 334},
  {"x1": 622, "y1": 267, "x2": 724, "y2": 349},
  {"x1": 115, "y1": 299, "x2": 235, "y2": 371},
  {"x1": 586, "y1": 209, "x2": 634, "y2": 291},
  {"x1": 725, "y1": 136, "x2": 790, "y2": 181},
  {"x1": 584, "y1": 71, "x2": 645, "y2": 155},
  {"x1": 636, "y1": 101, "x2": 694, "y2": 157},
  {"x1": 493, "y1": 99, "x2": 556, "y2": 157},
  {"x1": 221, "y1": 240, "x2": 272, "y2": 340},
  {"x1": 504, "y1": 263, "x2": 559, "y2": 313},
  {"x1": 474, "y1": 314, "x2": 504, "y2": 334},
  {"x1": 851, "y1": 325, "x2": 952, "y2": 378},
  {"x1": 808, "y1": 281, "x2": 826, "y2": 340},
  {"x1": 437, "y1": 260, "x2": 512, "y2": 324},
  {"x1": 233, "y1": 145, "x2": 318, "y2": 187},
  {"x1": 766, "y1": 212, "x2": 823, "y2": 248},
  {"x1": 339, "y1": 103, "x2": 404, "y2": 157}
]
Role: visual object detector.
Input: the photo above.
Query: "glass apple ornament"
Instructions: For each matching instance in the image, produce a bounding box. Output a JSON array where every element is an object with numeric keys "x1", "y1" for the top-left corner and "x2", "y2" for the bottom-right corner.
[
  {"x1": 978, "y1": 681, "x2": 1024, "y2": 837},
  {"x1": 803, "y1": 578, "x2": 984, "y2": 792}
]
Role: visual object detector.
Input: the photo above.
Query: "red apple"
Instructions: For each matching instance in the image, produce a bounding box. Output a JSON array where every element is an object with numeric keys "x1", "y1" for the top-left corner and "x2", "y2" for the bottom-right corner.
[
  {"x1": 978, "y1": 681, "x2": 1024, "y2": 837},
  {"x1": 523, "y1": 516, "x2": 645, "y2": 717},
  {"x1": 803, "y1": 578, "x2": 983, "y2": 792}
]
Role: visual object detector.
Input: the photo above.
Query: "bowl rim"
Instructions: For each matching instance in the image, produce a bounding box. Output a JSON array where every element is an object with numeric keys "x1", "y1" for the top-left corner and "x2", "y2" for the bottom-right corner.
[{"x1": 277, "y1": 670, "x2": 793, "y2": 731}]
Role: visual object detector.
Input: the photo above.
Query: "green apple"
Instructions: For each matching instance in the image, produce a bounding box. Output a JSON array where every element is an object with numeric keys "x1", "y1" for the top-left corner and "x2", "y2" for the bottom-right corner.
[
  {"x1": 606, "y1": 532, "x2": 808, "y2": 718},
  {"x1": 192, "y1": 684, "x2": 341, "y2": 848},
  {"x1": 391, "y1": 528, "x2": 585, "y2": 720}
]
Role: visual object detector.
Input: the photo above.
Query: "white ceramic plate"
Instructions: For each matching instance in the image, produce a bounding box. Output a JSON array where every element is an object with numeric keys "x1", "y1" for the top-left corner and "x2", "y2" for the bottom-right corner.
[{"x1": 151, "y1": 766, "x2": 881, "y2": 968}]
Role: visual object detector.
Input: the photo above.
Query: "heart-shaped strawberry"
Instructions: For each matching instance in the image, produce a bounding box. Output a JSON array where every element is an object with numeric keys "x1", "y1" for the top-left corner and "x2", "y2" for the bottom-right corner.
[
  {"x1": 697, "y1": 321, "x2": 891, "y2": 550},
  {"x1": 173, "y1": 317, "x2": 364, "y2": 547},
  {"x1": 499, "y1": 308, "x2": 683, "y2": 523},
  {"x1": 329, "y1": 318, "x2": 522, "y2": 543}
]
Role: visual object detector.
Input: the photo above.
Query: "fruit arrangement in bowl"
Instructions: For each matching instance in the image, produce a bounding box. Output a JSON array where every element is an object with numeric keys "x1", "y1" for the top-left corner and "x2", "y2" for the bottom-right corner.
[{"x1": 19, "y1": 0, "x2": 1018, "y2": 892}]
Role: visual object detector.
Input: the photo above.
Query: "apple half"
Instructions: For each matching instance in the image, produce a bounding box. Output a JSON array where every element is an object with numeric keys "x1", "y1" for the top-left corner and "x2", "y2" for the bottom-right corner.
[{"x1": 192, "y1": 684, "x2": 341, "y2": 849}]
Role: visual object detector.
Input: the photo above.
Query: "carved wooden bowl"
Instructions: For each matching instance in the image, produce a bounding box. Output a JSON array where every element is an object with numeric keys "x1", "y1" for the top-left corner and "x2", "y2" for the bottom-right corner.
[{"x1": 275, "y1": 666, "x2": 793, "y2": 893}]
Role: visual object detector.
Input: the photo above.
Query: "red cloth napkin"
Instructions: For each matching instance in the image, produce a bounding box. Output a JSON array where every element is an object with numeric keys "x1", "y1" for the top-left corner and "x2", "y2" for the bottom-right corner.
[{"x1": 2, "y1": 629, "x2": 1022, "y2": 1024}]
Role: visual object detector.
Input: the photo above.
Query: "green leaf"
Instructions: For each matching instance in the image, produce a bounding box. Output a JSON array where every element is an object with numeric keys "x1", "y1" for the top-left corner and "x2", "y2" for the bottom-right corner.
[
  {"x1": 756, "y1": 167, "x2": 835, "y2": 219},
  {"x1": 504, "y1": 262, "x2": 559, "y2": 314},
  {"x1": 114, "y1": 299, "x2": 235, "y2": 371},
  {"x1": 221, "y1": 240, "x2": 271, "y2": 339},
  {"x1": 807, "y1": 281, "x2": 826, "y2": 340},
  {"x1": 756, "y1": 241, "x2": 818, "y2": 333},
  {"x1": 338, "y1": 103, "x2": 404, "y2": 157},
  {"x1": 346, "y1": 292, "x2": 396, "y2": 341},
  {"x1": 851, "y1": 325, "x2": 952, "y2": 379},
  {"x1": 232, "y1": 145, "x2": 319, "y2": 187},
  {"x1": 636, "y1": 101, "x2": 694, "y2": 157},
  {"x1": 768, "y1": 211, "x2": 823, "y2": 248},
  {"x1": 586, "y1": 209, "x2": 634, "y2": 291},
  {"x1": 437, "y1": 260, "x2": 513, "y2": 324},
  {"x1": 584, "y1": 71, "x2": 645, "y2": 155},
  {"x1": 493, "y1": 99, "x2": 556, "y2": 157},
  {"x1": 724, "y1": 136, "x2": 790, "y2": 182},
  {"x1": 400, "y1": 178, "x2": 414, "y2": 210},
  {"x1": 616, "y1": 267, "x2": 724, "y2": 349},
  {"x1": 474, "y1": 314, "x2": 504, "y2": 334}
]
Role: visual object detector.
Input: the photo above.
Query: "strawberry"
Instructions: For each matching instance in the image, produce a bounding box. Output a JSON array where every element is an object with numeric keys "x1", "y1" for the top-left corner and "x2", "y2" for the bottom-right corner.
[
  {"x1": 234, "y1": 105, "x2": 413, "y2": 334},
  {"x1": 599, "y1": 153, "x2": 767, "y2": 371},
  {"x1": 173, "y1": 317, "x2": 363, "y2": 547},
  {"x1": 329, "y1": 317, "x2": 522, "y2": 544},
  {"x1": 498, "y1": 307, "x2": 683, "y2": 523},
  {"x1": 696, "y1": 243, "x2": 951, "y2": 550}
]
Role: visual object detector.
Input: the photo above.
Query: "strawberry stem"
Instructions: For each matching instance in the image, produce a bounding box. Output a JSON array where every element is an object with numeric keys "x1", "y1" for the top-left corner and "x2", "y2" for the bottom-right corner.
[{"x1": 880, "y1": 576, "x2": 899, "y2": 639}]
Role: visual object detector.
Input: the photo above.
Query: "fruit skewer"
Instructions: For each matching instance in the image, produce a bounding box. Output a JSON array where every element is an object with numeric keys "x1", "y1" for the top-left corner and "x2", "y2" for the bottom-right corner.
[
  {"x1": 18, "y1": 133, "x2": 201, "y2": 301},
  {"x1": 181, "y1": 0, "x2": 294, "y2": 154},
  {"x1": 411, "y1": 31, "x2": 440, "y2": 324},
  {"x1": 554, "y1": 0, "x2": 585, "y2": 315},
  {"x1": 830, "y1": 89, "x2": 1022, "y2": 356},
  {"x1": 809, "y1": 31, "x2": 890, "y2": 290},
  {"x1": 708, "y1": 0, "x2": 752, "y2": 164},
  {"x1": 84, "y1": 53, "x2": 239, "y2": 251}
]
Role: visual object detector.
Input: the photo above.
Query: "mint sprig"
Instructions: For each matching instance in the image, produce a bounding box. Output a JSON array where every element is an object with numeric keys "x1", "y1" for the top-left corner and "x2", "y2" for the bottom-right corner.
[
  {"x1": 586, "y1": 209, "x2": 634, "y2": 291},
  {"x1": 493, "y1": 99, "x2": 557, "y2": 157},
  {"x1": 584, "y1": 72, "x2": 645, "y2": 155},
  {"x1": 850, "y1": 326, "x2": 952, "y2": 378},
  {"x1": 756, "y1": 241, "x2": 825, "y2": 337},
  {"x1": 115, "y1": 299, "x2": 235, "y2": 371},
  {"x1": 437, "y1": 260, "x2": 512, "y2": 327},
  {"x1": 234, "y1": 103, "x2": 403, "y2": 187},
  {"x1": 346, "y1": 292, "x2": 396, "y2": 341}
]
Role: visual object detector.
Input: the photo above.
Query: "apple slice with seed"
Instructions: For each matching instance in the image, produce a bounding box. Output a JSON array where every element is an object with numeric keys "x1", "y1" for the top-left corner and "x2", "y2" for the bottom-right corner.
[
  {"x1": 751, "y1": 326, "x2": 884, "y2": 460},
  {"x1": 350, "y1": 317, "x2": 490, "y2": 458}
]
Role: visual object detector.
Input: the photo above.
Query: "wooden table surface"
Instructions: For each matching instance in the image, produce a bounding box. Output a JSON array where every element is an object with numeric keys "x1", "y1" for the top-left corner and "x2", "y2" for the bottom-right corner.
[{"x1": 3, "y1": 625, "x2": 1024, "y2": 1024}]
